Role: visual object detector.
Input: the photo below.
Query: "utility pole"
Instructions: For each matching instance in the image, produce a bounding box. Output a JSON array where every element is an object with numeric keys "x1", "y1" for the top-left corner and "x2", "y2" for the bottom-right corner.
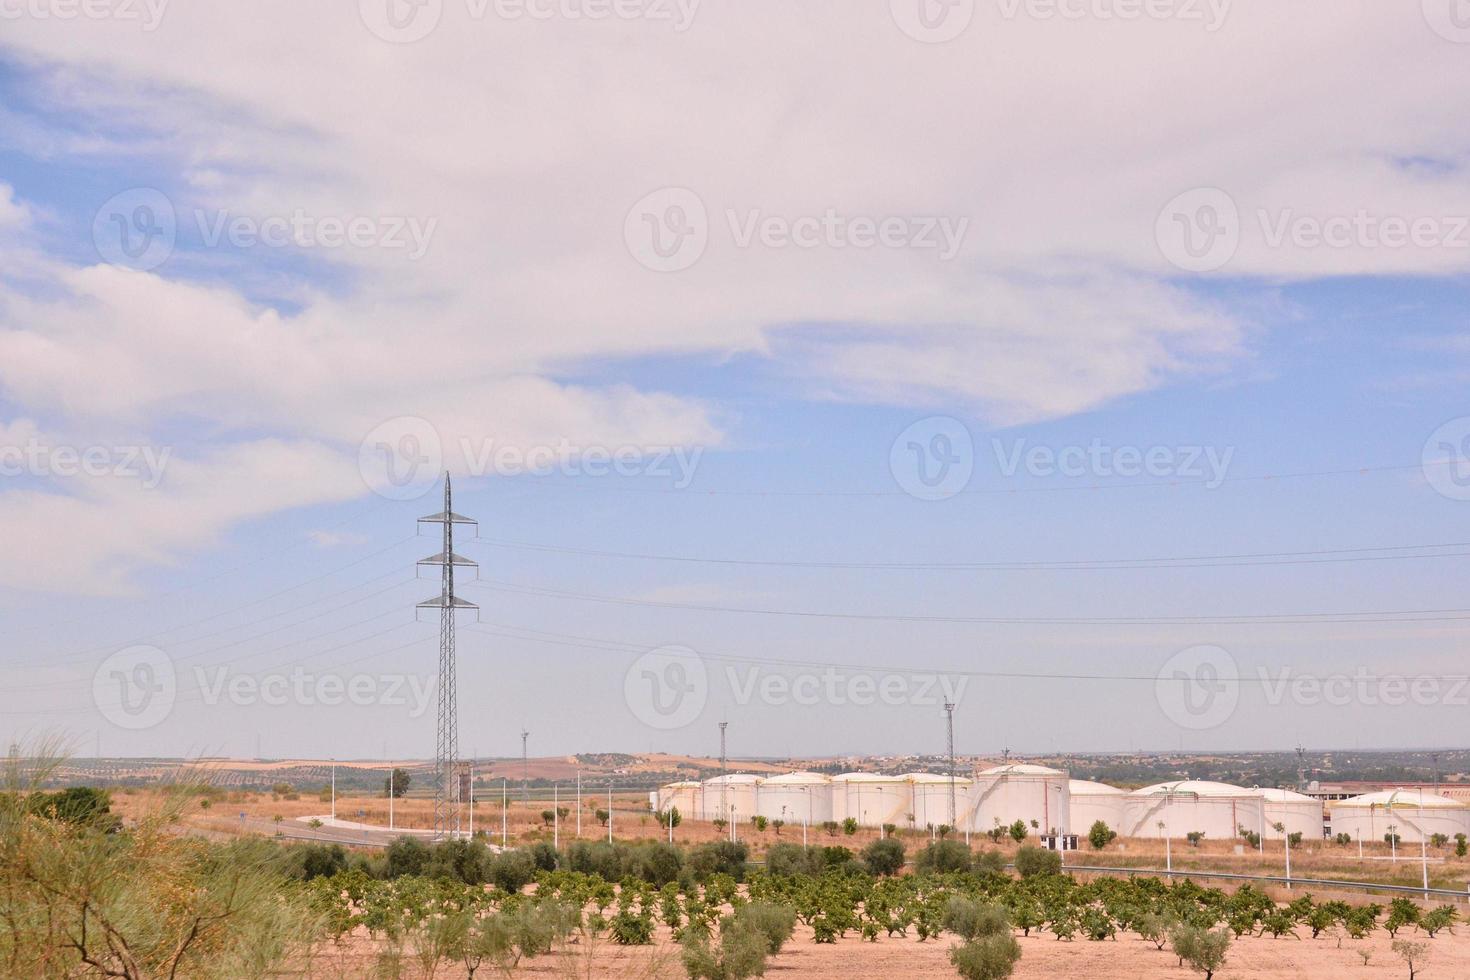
[
  {"x1": 417, "y1": 473, "x2": 478, "y2": 839},
  {"x1": 719, "y1": 721, "x2": 729, "y2": 825},
  {"x1": 521, "y1": 730, "x2": 530, "y2": 804},
  {"x1": 576, "y1": 769, "x2": 582, "y2": 837},
  {"x1": 944, "y1": 702, "x2": 957, "y2": 830},
  {"x1": 607, "y1": 779, "x2": 614, "y2": 843},
  {"x1": 501, "y1": 779, "x2": 507, "y2": 848}
]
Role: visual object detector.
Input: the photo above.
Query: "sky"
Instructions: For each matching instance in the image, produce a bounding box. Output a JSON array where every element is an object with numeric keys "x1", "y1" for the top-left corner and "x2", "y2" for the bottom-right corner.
[{"x1": 1, "y1": 0, "x2": 1469, "y2": 762}]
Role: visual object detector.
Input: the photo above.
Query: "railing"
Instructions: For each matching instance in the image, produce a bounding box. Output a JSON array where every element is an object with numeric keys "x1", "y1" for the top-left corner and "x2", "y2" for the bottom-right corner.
[{"x1": 1060, "y1": 863, "x2": 1470, "y2": 901}]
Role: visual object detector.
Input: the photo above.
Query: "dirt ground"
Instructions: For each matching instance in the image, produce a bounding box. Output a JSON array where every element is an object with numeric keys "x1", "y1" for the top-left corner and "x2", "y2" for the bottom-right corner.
[{"x1": 305, "y1": 918, "x2": 1469, "y2": 979}]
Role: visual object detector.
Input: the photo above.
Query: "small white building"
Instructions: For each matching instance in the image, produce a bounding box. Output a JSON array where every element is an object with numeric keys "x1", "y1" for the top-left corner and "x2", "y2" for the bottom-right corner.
[
  {"x1": 1124, "y1": 780, "x2": 1263, "y2": 841},
  {"x1": 1329, "y1": 789, "x2": 1470, "y2": 844},
  {"x1": 755, "y1": 772, "x2": 832, "y2": 825},
  {"x1": 968, "y1": 763, "x2": 1071, "y2": 835},
  {"x1": 1068, "y1": 779, "x2": 1127, "y2": 835}
]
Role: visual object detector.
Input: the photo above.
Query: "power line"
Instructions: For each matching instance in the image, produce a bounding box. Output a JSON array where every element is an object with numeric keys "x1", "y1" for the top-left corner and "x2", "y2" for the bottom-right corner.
[
  {"x1": 470, "y1": 537, "x2": 1470, "y2": 572},
  {"x1": 465, "y1": 579, "x2": 1470, "y2": 627},
  {"x1": 460, "y1": 621, "x2": 1470, "y2": 685}
]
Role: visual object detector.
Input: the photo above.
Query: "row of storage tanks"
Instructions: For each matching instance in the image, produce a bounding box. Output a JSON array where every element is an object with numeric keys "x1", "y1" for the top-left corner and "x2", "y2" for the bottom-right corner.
[{"x1": 653, "y1": 766, "x2": 1470, "y2": 843}]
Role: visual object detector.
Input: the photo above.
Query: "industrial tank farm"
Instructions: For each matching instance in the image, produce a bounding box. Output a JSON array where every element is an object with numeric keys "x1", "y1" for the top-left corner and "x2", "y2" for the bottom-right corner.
[
  {"x1": 907, "y1": 772, "x2": 971, "y2": 831},
  {"x1": 1329, "y1": 788, "x2": 1470, "y2": 843},
  {"x1": 1258, "y1": 787, "x2": 1326, "y2": 840},
  {"x1": 699, "y1": 773, "x2": 763, "y2": 821},
  {"x1": 968, "y1": 763, "x2": 1070, "y2": 836},
  {"x1": 1123, "y1": 780, "x2": 1265, "y2": 841},
  {"x1": 1068, "y1": 778, "x2": 1127, "y2": 834},
  {"x1": 830, "y1": 772, "x2": 910, "y2": 828},
  {"x1": 756, "y1": 772, "x2": 833, "y2": 825}
]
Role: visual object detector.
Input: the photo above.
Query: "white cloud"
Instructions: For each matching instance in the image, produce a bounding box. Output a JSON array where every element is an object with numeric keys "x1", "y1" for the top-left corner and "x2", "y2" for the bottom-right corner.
[{"x1": 0, "y1": 1, "x2": 1466, "y2": 590}]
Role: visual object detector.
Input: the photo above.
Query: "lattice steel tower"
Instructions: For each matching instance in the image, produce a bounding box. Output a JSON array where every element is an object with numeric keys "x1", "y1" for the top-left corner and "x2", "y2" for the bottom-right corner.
[
  {"x1": 417, "y1": 474, "x2": 478, "y2": 838},
  {"x1": 944, "y1": 702, "x2": 957, "y2": 827}
]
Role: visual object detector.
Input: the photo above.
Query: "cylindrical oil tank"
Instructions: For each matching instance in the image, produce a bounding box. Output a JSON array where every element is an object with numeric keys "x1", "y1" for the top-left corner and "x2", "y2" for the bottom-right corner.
[
  {"x1": 906, "y1": 772, "x2": 972, "y2": 831},
  {"x1": 968, "y1": 764, "x2": 1071, "y2": 836},
  {"x1": 700, "y1": 774, "x2": 763, "y2": 822},
  {"x1": 1069, "y1": 779, "x2": 1127, "y2": 835},
  {"x1": 1124, "y1": 780, "x2": 1263, "y2": 840},
  {"x1": 1329, "y1": 789, "x2": 1470, "y2": 844},
  {"x1": 655, "y1": 781, "x2": 704, "y2": 818},
  {"x1": 755, "y1": 772, "x2": 833, "y2": 825},
  {"x1": 1257, "y1": 788, "x2": 1325, "y2": 840},
  {"x1": 830, "y1": 773, "x2": 911, "y2": 827}
]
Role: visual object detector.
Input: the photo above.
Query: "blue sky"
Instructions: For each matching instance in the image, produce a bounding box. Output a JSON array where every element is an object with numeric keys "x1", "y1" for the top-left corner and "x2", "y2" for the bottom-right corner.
[{"x1": 1, "y1": 1, "x2": 1469, "y2": 761}]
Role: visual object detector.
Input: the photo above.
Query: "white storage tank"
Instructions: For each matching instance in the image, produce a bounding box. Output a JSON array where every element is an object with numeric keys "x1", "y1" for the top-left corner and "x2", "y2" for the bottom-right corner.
[
  {"x1": 1069, "y1": 779, "x2": 1127, "y2": 836},
  {"x1": 831, "y1": 773, "x2": 911, "y2": 828},
  {"x1": 1329, "y1": 789, "x2": 1470, "y2": 844},
  {"x1": 1124, "y1": 780, "x2": 1264, "y2": 841},
  {"x1": 906, "y1": 772, "x2": 972, "y2": 831},
  {"x1": 968, "y1": 764, "x2": 1071, "y2": 836},
  {"x1": 700, "y1": 774, "x2": 763, "y2": 822},
  {"x1": 756, "y1": 772, "x2": 832, "y2": 825},
  {"x1": 655, "y1": 781, "x2": 704, "y2": 819},
  {"x1": 1257, "y1": 788, "x2": 1325, "y2": 841}
]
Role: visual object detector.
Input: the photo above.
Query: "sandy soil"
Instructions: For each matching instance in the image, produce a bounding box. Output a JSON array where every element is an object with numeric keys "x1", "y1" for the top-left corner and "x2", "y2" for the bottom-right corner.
[{"x1": 306, "y1": 917, "x2": 1469, "y2": 979}]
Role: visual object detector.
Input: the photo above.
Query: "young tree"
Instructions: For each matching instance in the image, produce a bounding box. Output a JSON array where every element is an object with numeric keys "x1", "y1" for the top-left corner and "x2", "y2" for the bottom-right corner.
[
  {"x1": 1393, "y1": 939, "x2": 1429, "y2": 980},
  {"x1": 384, "y1": 768, "x2": 411, "y2": 798},
  {"x1": 1087, "y1": 820, "x2": 1116, "y2": 850}
]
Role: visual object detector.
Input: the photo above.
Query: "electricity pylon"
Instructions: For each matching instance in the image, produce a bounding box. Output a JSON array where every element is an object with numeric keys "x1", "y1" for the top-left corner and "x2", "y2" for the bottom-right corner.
[{"x1": 417, "y1": 473, "x2": 478, "y2": 838}]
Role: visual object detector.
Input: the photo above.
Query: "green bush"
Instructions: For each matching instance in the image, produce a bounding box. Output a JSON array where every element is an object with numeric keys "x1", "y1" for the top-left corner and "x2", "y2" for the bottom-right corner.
[
  {"x1": 384, "y1": 835, "x2": 431, "y2": 878},
  {"x1": 281, "y1": 842, "x2": 347, "y2": 881},
  {"x1": 489, "y1": 848, "x2": 535, "y2": 893},
  {"x1": 914, "y1": 839, "x2": 972, "y2": 874},
  {"x1": 1007, "y1": 820, "x2": 1027, "y2": 843},
  {"x1": 1014, "y1": 845, "x2": 1061, "y2": 878},
  {"x1": 944, "y1": 897, "x2": 1010, "y2": 941},
  {"x1": 1087, "y1": 820, "x2": 1116, "y2": 850},
  {"x1": 949, "y1": 933, "x2": 1022, "y2": 980},
  {"x1": 681, "y1": 917, "x2": 769, "y2": 980},
  {"x1": 728, "y1": 902, "x2": 796, "y2": 954},
  {"x1": 764, "y1": 842, "x2": 825, "y2": 877},
  {"x1": 861, "y1": 837, "x2": 906, "y2": 876},
  {"x1": 688, "y1": 840, "x2": 748, "y2": 881}
]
